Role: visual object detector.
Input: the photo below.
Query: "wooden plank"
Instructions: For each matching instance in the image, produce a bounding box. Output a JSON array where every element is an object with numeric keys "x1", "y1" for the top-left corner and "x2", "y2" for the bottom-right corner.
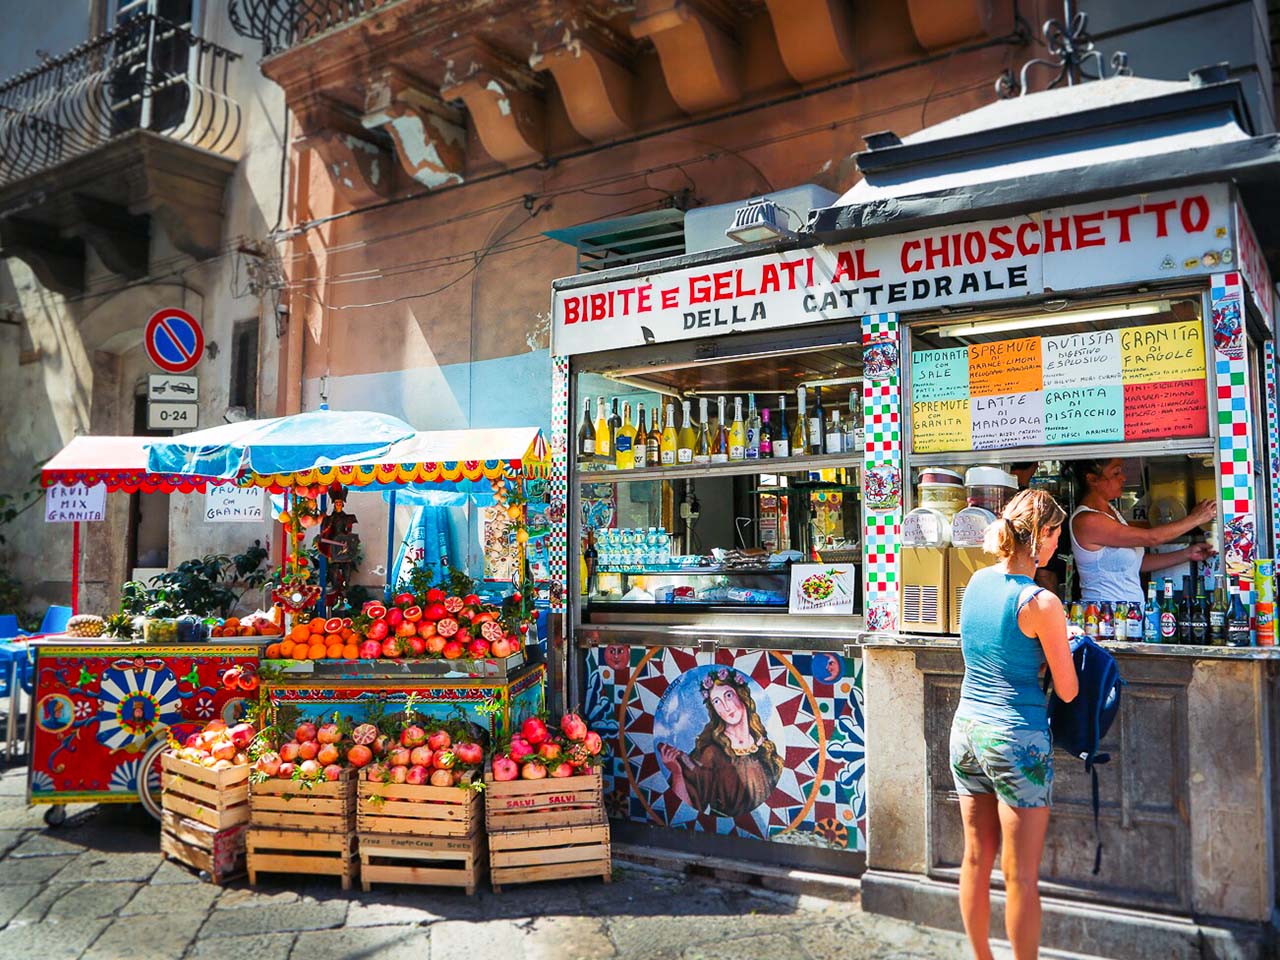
[
  {"x1": 360, "y1": 799, "x2": 472, "y2": 821},
  {"x1": 359, "y1": 836, "x2": 481, "y2": 860},
  {"x1": 488, "y1": 824, "x2": 610, "y2": 852},
  {"x1": 162, "y1": 794, "x2": 248, "y2": 830},
  {"x1": 359, "y1": 861, "x2": 480, "y2": 894},
  {"x1": 162, "y1": 774, "x2": 249, "y2": 809},
  {"x1": 358, "y1": 781, "x2": 476, "y2": 804},
  {"x1": 487, "y1": 806, "x2": 603, "y2": 831},
  {"x1": 250, "y1": 794, "x2": 353, "y2": 815},
  {"x1": 356, "y1": 814, "x2": 475, "y2": 838},
  {"x1": 490, "y1": 859, "x2": 611, "y2": 886},
  {"x1": 246, "y1": 828, "x2": 353, "y2": 853},
  {"x1": 483, "y1": 771, "x2": 600, "y2": 795},
  {"x1": 249, "y1": 810, "x2": 350, "y2": 833},
  {"x1": 246, "y1": 851, "x2": 358, "y2": 891},
  {"x1": 491, "y1": 843, "x2": 608, "y2": 868},
  {"x1": 162, "y1": 753, "x2": 251, "y2": 790}
]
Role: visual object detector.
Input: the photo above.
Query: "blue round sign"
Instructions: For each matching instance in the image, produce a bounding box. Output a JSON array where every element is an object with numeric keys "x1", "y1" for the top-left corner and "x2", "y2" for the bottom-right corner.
[{"x1": 145, "y1": 308, "x2": 204, "y2": 373}]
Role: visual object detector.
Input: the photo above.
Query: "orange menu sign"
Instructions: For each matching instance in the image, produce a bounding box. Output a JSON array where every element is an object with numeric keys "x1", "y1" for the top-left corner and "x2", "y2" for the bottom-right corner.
[{"x1": 967, "y1": 338, "x2": 1042, "y2": 397}]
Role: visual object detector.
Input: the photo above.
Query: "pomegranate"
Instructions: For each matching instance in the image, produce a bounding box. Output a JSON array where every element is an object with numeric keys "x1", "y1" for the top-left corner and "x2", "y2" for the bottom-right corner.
[
  {"x1": 419, "y1": 622, "x2": 437, "y2": 639},
  {"x1": 388, "y1": 765, "x2": 408, "y2": 784},
  {"x1": 538, "y1": 741, "x2": 562, "y2": 762},
  {"x1": 317, "y1": 743, "x2": 340, "y2": 766},
  {"x1": 454, "y1": 741, "x2": 483, "y2": 766},
  {"x1": 430, "y1": 768, "x2": 454, "y2": 787},
  {"x1": 584, "y1": 730, "x2": 603, "y2": 756},
  {"x1": 211, "y1": 759, "x2": 233, "y2": 772},
  {"x1": 380, "y1": 638, "x2": 402, "y2": 659},
  {"x1": 520, "y1": 717, "x2": 549, "y2": 746},
  {"x1": 393, "y1": 592, "x2": 415, "y2": 607},
  {"x1": 395, "y1": 621, "x2": 418, "y2": 638},
  {"x1": 424, "y1": 603, "x2": 448, "y2": 622},
  {"x1": 317, "y1": 723, "x2": 342, "y2": 744},
  {"x1": 297, "y1": 740, "x2": 320, "y2": 761},
  {"x1": 205, "y1": 720, "x2": 227, "y2": 733},
  {"x1": 508, "y1": 738, "x2": 534, "y2": 762},
  {"x1": 560, "y1": 713, "x2": 588, "y2": 743},
  {"x1": 351, "y1": 723, "x2": 378, "y2": 746},
  {"x1": 364, "y1": 602, "x2": 387, "y2": 621},
  {"x1": 406, "y1": 764, "x2": 429, "y2": 785},
  {"x1": 365, "y1": 762, "x2": 388, "y2": 782},
  {"x1": 407, "y1": 637, "x2": 426, "y2": 657},
  {"x1": 387, "y1": 747, "x2": 411, "y2": 767},
  {"x1": 299, "y1": 759, "x2": 321, "y2": 779},
  {"x1": 490, "y1": 638, "x2": 514, "y2": 659},
  {"x1": 385, "y1": 608, "x2": 405, "y2": 628},
  {"x1": 480, "y1": 621, "x2": 504, "y2": 643},
  {"x1": 409, "y1": 745, "x2": 432, "y2": 767},
  {"x1": 277, "y1": 761, "x2": 295, "y2": 779},
  {"x1": 228, "y1": 723, "x2": 256, "y2": 750},
  {"x1": 359, "y1": 639, "x2": 383, "y2": 659},
  {"x1": 433, "y1": 749, "x2": 456, "y2": 770},
  {"x1": 436, "y1": 617, "x2": 459, "y2": 638},
  {"x1": 402, "y1": 605, "x2": 423, "y2": 622},
  {"x1": 468, "y1": 638, "x2": 491, "y2": 659},
  {"x1": 426, "y1": 729, "x2": 451, "y2": 752},
  {"x1": 221, "y1": 667, "x2": 241, "y2": 689},
  {"x1": 492, "y1": 756, "x2": 519, "y2": 781},
  {"x1": 550, "y1": 762, "x2": 575, "y2": 778},
  {"x1": 426, "y1": 588, "x2": 445, "y2": 604},
  {"x1": 400, "y1": 725, "x2": 426, "y2": 748},
  {"x1": 444, "y1": 596, "x2": 465, "y2": 614},
  {"x1": 183, "y1": 733, "x2": 202, "y2": 749},
  {"x1": 520, "y1": 761, "x2": 547, "y2": 780},
  {"x1": 565, "y1": 742, "x2": 591, "y2": 768},
  {"x1": 210, "y1": 739, "x2": 236, "y2": 762},
  {"x1": 347, "y1": 744, "x2": 373, "y2": 768},
  {"x1": 366, "y1": 621, "x2": 389, "y2": 642},
  {"x1": 255, "y1": 752, "x2": 281, "y2": 777},
  {"x1": 373, "y1": 735, "x2": 390, "y2": 757},
  {"x1": 279, "y1": 741, "x2": 301, "y2": 762},
  {"x1": 462, "y1": 593, "x2": 481, "y2": 607},
  {"x1": 237, "y1": 669, "x2": 259, "y2": 692},
  {"x1": 295, "y1": 722, "x2": 317, "y2": 742},
  {"x1": 442, "y1": 641, "x2": 464, "y2": 660},
  {"x1": 322, "y1": 764, "x2": 342, "y2": 782}
]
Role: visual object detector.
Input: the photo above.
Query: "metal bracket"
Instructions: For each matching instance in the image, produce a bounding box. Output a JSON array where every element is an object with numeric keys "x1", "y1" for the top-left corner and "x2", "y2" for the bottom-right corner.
[
  {"x1": 698, "y1": 637, "x2": 717, "y2": 654},
  {"x1": 842, "y1": 642, "x2": 861, "y2": 660}
]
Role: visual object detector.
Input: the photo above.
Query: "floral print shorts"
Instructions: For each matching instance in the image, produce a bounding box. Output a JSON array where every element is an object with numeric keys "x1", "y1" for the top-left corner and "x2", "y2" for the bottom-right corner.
[{"x1": 949, "y1": 716, "x2": 1053, "y2": 808}]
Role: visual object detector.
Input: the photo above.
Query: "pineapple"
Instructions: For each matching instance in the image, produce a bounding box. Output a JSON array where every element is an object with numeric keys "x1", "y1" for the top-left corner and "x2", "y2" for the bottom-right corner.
[{"x1": 66, "y1": 615, "x2": 105, "y2": 638}]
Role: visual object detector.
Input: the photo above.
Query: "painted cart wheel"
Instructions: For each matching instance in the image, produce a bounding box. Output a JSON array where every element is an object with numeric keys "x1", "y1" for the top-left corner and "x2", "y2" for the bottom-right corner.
[
  {"x1": 137, "y1": 740, "x2": 168, "y2": 821},
  {"x1": 43, "y1": 805, "x2": 66, "y2": 828}
]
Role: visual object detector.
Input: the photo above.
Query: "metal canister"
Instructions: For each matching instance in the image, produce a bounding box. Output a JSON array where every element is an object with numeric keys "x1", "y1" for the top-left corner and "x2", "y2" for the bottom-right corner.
[
  {"x1": 1257, "y1": 601, "x2": 1276, "y2": 647},
  {"x1": 1254, "y1": 559, "x2": 1275, "y2": 605}
]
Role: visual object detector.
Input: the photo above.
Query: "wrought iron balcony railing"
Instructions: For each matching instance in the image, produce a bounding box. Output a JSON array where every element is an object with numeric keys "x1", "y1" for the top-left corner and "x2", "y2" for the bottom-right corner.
[
  {"x1": 229, "y1": 0, "x2": 396, "y2": 57},
  {"x1": 0, "y1": 14, "x2": 241, "y2": 187}
]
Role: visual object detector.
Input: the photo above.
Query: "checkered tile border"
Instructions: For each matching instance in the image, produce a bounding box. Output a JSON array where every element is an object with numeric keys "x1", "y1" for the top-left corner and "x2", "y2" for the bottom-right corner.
[
  {"x1": 548, "y1": 353, "x2": 570, "y2": 610},
  {"x1": 1211, "y1": 272, "x2": 1257, "y2": 595},
  {"x1": 1266, "y1": 339, "x2": 1280, "y2": 557},
  {"x1": 862, "y1": 313, "x2": 901, "y2": 632}
]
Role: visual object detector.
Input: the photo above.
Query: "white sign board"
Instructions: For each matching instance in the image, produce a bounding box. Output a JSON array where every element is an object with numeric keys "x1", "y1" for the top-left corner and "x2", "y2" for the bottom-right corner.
[
  {"x1": 204, "y1": 486, "x2": 264, "y2": 523},
  {"x1": 788, "y1": 563, "x2": 856, "y2": 616},
  {"x1": 147, "y1": 401, "x2": 198, "y2": 431},
  {"x1": 147, "y1": 374, "x2": 199, "y2": 402},
  {"x1": 552, "y1": 184, "x2": 1234, "y2": 355},
  {"x1": 45, "y1": 484, "x2": 107, "y2": 523}
]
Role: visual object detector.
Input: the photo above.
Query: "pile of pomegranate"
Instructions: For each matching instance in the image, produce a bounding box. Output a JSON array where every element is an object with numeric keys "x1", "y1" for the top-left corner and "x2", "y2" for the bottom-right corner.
[
  {"x1": 170, "y1": 719, "x2": 256, "y2": 770},
  {"x1": 354, "y1": 590, "x2": 528, "y2": 661},
  {"x1": 253, "y1": 720, "x2": 350, "y2": 782},
  {"x1": 358, "y1": 722, "x2": 486, "y2": 788},
  {"x1": 490, "y1": 713, "x2": 603, "y2": 782}
]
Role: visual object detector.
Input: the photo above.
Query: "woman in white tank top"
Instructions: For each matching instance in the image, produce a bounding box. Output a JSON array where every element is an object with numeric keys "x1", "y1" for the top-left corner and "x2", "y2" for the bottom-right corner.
[{"x1": 1068, "y1": 459, "x2": 1216, "y2": 605}]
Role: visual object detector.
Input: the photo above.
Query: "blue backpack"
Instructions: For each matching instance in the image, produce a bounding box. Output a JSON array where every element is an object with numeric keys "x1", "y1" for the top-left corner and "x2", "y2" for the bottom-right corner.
[{"x1": 1045, "y1": 635, "x2": 1125, "y2": 875}]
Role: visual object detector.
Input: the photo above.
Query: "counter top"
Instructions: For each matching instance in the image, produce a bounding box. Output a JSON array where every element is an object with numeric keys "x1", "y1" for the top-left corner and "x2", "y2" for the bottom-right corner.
[
  {"x1": 27, "y1": 636, "x2": 267, "y2": 648},
  {"x1": 861, "y1": 632, "x2": 1280, "y2": 660}
]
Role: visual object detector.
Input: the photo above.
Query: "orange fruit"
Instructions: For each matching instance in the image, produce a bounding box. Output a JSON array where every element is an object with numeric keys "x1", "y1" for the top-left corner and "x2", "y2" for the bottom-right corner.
[
  {"x1": 308, "y1": 643, "x2": 326, "y2": 660},
  {"x1": 322, "y1": 633, "x2": 340, "y2": 647},
  {"x1": 326, "y1": 643, "x2": 344, "y2": 659},
  {"x1": 292, "y1": 644, "x2": 310, "y2": 660},
  {"x1": 340, "y1": 628, "x2": 354, "y2": 641},
  {"x1": 309, "y1": 619, "x2": 325, "y2": 635},
  {"x1": 342, "y1": 644, "x2": 358, "y2": 660},
  {"x1": 290, "y1": 624, "x2": 310, "y2": 643},
  {"x1": 279, "y1": 640, "x2": 295, "y2": 658},
  {"x1": 239, "y1": 626, "x2": 254, "y2": 637},
  {"x1": 265, "y1": 643, "x2": 281, "y2": 659},
  {"x1": 224, "y1": 617, "x2": 241, "y2": 630}
]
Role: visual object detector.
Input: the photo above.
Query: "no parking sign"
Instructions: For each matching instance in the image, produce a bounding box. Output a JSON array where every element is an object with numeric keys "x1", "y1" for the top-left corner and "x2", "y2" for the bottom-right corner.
[{"x1": 144, "y1": 308, "x2": 204, "y2": 373}]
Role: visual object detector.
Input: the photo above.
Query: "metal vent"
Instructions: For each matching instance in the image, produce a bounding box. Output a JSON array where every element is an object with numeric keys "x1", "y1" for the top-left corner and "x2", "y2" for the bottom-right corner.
[{"x1": 545, "y1": 209, "x2": 686, "y2": 275}]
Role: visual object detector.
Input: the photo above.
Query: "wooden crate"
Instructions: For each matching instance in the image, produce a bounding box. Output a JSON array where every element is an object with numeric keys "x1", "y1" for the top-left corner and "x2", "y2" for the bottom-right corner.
[
  {"x1": 488, "y1": 815, "x2": 611, "y2": 891},
  {"x1": 359, "y1": 832, "x2": 485, "y2": 895},
  {"x1": 245, "y1": 828, "x2": 358, "y2": 890},
  {"x1": 248, "y1": 768, "x2": 357, "y2": 832},
  {"x1": 356, "y1": 780, "x2": 481, "y2": 837},
  {"x1": 159, "y1": 810, "x2": 246, "y2": 884},
  {"x1": 160, "y1": 753, "x2": 250, "y2": 830},
  {"x1": 483, "y1": 769, "x2": 603, "y2": 832}
]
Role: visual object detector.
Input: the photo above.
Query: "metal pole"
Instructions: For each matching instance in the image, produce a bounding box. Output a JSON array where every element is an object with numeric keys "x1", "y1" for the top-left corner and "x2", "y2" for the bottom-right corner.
[
  {"x1": 316, "y1": 493, "x2": 328, "y2": 617},
  {"x1": 385, "y1": 490, "x2": 397, "y2": 602},
  {"x1": 71, "y1": 521, "x2": 80, "y2": 616}
]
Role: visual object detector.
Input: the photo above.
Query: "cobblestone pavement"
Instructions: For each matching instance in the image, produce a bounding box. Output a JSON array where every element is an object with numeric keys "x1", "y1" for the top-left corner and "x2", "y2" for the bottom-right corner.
[{"x1": 0, "y1": 764, "x2": 981, "y2": 960}]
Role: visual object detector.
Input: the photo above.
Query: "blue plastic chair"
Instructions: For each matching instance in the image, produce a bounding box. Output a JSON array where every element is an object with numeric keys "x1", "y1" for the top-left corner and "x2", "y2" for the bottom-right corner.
[
  {"x1": 35, "y1": 605, "x2": 72, "y2": 636},
  {"x1": 0, "y1": 615, "x2": 19, "y2": 640},
  {"x1": 0, "y1": 643, "x2": 14, "y2": 698}
]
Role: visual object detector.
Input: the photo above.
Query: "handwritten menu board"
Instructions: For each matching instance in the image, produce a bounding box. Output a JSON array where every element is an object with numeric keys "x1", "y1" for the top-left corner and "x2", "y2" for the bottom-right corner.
[{"x1": 910, "y1": 320, "x2": 1207, "y2": 453}]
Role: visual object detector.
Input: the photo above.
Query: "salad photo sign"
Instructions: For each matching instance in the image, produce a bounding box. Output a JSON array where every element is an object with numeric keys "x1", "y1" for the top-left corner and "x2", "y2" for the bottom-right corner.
[{"x1": 789, "y1": 564, "x2": 856, "y2": 616}]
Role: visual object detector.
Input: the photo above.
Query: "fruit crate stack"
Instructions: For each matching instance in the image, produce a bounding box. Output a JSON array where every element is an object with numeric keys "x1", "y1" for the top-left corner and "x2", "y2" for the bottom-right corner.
[
  {"x1": 159, "y1": 753, "x2": 250, "y2": 884},
  {"x1": 356, "y1": 780, "x2": 484, "y2": 894},
  {"x1": 246, "y1": 723, "x2": 359, "y2": 890}
]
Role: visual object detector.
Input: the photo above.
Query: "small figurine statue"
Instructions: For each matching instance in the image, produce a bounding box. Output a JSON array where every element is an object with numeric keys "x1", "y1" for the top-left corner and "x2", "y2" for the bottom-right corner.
[{"x1": 317, "y1": 484, "x2": 360, "y2": 599}]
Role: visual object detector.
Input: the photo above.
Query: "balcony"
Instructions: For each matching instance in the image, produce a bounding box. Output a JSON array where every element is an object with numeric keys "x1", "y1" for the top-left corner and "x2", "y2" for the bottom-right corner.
[{"x1": 0, "y1": 15, "x2": 243, "y2": 295}]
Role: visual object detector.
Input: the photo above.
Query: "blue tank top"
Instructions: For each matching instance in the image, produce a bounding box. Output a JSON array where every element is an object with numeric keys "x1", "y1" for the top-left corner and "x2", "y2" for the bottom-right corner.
[{"x1": 956, "y1": 566, "x2": 1048, "y2": 730}]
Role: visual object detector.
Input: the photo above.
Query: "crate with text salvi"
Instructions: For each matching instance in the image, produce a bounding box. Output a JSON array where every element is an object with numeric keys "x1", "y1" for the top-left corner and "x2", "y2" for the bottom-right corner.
[
  {"x1": 357, "y1": 780, "x2": 484, "y2": 894},
  {"x1": 247, "y1": 769, "x2": 358, "y2": 889},
  {"x1": 483, "y1": 768, "x2": 610, "y2": 891}
]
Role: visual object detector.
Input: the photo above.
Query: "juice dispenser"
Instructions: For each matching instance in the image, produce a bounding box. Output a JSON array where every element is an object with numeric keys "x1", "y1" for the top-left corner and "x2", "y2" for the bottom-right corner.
[
  {"x1": 948, "y1": 506, "x2": 997, "y2": 634},
  {"x1": 900, "y1": 507, "x2": 951, "y2": 633}
]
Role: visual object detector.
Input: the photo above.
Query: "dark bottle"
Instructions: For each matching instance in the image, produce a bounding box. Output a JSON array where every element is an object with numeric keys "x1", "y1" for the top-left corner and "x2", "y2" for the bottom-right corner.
[
  {"x1": 1227, "y1": 582, "x2": 1252, "y2": 647},
  {"x1": 608, "y1": 398, "x2": 622, "y2": 440},
  {"x1": 1209, "y1": 574, "x2": 1228, "y2": 645},
  {"x1": 1190, "y1": 577, "x2": 1209, "y2": 644},
  {"x1": 577, "y1": 398, "x2": 596, "y2": 459},
  {"x1": 759, "y1": 408, "x2": 773, "y2": 458},
  {"x1": 1178, "y1": 576, "x2": 1194, "y2": 644},
  {"x1": 583, "y1": 530, "x2": 599, "y2": 597},
  {"x1": 1159, "y1": 578, "x2": 1177, "y2": 642},
  {"x1": 809, "y1": 386, "x2": 824, "y2": 455}
]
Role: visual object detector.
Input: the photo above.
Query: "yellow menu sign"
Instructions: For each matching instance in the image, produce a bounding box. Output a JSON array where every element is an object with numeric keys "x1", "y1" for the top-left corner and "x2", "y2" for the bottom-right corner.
[
  {"x1": 1120, "y1": 320, "x2": 1206, "y2": 384},
  {"x1": 912, "y1": 399, "x2": 972, "y2": 453}
]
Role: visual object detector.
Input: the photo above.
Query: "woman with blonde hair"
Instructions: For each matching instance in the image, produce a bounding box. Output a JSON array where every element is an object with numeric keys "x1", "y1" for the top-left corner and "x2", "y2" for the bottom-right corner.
[{"x1": 950, "y1": 489, "x2": 1078, "y2": 960}]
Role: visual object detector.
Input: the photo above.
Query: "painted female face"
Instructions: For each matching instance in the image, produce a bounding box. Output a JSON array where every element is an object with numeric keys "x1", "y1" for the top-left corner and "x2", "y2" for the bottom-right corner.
[
  {"x1": 709, "y1": 683, "x2": 745, "y2": 726},
  {"x1": 1089, "y1": 459, "x2": 1126, "y2": 501}
]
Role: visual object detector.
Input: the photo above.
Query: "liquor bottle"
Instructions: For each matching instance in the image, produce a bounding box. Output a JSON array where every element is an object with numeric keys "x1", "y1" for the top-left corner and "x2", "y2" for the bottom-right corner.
[
  {"x1": 729, "y1": 397, "x2": 746, "y2": 461},
  {"x1": 693, "y1": 398, "x2": 711, "y2": 464},
  {"x1": 711, "y1": 397, "x2": 729, "y2": 464},
  {"x1": 1125, "y1": 599, "x2": 1142, "y2": 640},
  {"x1": 774, "y1": 396, "x2": 790, "y2": 458},
  {"x1": 661, "y1": 403, "x2": 678, "y2": 466},
  {"x1": 577, "y1": 398, "x2": 596, "y2": 459},
  {"x1": 1227, "y1": 582, "x2": 1251, "y2": 647},
  {"x1": 634, "y1": 407, "x2": 649, "y2": 469},
  {"x1": 608, "y1": 399, "x2": 622, "y2": 460},
  {"x1": 595, "y1": 397, "x2": 611, "y2": 460},
  {"x1": 842, "y1": 388, "x2": 860, "y2": 453},
  {"x1": 1160, "y1": 578, "x2": 1178, "y2": 642},
  {"x1": 794, "y1": 388, "x2": 808, "y2": 457},
  {"x1": 615, "y1": 402, "x2": 636, "y2": 470},
  {"x1": 809, "y1": 386, "x2": 824, "y2": 455},
  {"x1": 1083, "y1": 601, "x2": 1098, "y2": 637},
  {"x1": 1209, "y1": 574, "x2": 1228, "y2": 645},
  {"x1": 676, "y1": 400, "x2": 695, "y2": 464},
  {"x1": 825, "y1": 409, "x2": 843, "y2": 455},
  {"x1": 759, "y1": 408, "x2": 773, "y2": 458},
  {"x1": 644, "y1": 405, "x2": 661, "y2": 467},
  {"x1": 1179, "y1": 576, "x2": 1194, "y2": 644},
  {"x1": 1143, "y1": 581, "x2": 1159, "y2": 642},
  {"x1": 583, "y1": 529, "x2": 598, "y2": 597},
  {"x1": 745, "y1": 395, "x2": 760, "y2": 460},
  {"x1": 1190, "y1": 577, "x2": 1209, "y2": 644},
  {"x1": 1098, "y1": 601, "x2": 1114, "y2": 639}
]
